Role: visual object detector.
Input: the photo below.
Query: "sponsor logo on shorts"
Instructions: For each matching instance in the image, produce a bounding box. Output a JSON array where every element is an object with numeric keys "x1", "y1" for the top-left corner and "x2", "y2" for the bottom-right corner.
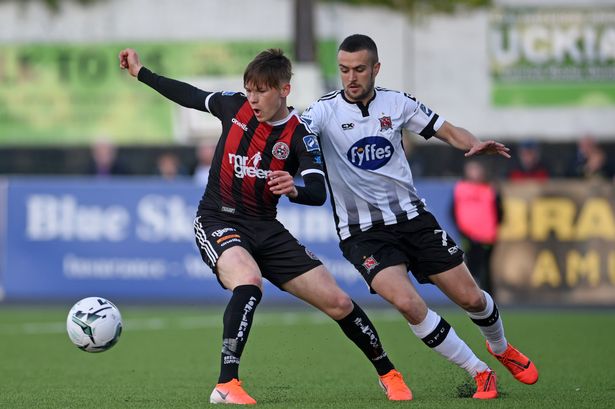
[
  {"x1": 220, "y1": 238, "x2": 241, "y2": 247},
  {"x1": 272, "y1": 142, "x2": 290, "y2": 160},
  {"x1": 448, "y1": 245, "x2": 459, "y2": 255},
  {"x1": 362, "y1": 255, "x2": 380, "y2": 273},
  {"x1": 212, "y1": 227, "x2": 236, "y2": 238},
  {"x1": 216, "y1": 234, "x2": 241, "y2": 244},
  {"x1": 221, "y1": 206, "x2": 236, "y2": 214}
]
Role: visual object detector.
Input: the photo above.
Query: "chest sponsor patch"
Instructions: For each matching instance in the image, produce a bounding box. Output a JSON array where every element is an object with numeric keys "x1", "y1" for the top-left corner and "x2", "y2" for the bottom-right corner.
[{"x1": 347, "y1": 136, "x2": 394, "y2": 170}]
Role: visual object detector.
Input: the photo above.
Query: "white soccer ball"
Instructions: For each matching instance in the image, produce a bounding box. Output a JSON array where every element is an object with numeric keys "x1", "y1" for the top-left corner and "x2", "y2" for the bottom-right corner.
[{"x1": 66, "y1": 297, "x2": 123, "y2": 353}]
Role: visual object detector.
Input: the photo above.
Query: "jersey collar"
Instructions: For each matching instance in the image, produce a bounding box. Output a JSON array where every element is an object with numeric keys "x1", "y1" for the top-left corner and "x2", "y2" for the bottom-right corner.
[
  {"x1": 341, "y1": 89, "x2": 377, "y2": 118},
  {"x1": 267, "y1": 107, "x2": 297, "y2": 127}
]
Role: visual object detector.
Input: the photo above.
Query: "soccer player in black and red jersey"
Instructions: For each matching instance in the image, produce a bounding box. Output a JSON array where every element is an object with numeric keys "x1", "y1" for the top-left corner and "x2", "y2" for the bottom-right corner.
[{"x1": 119, "y1": 48, "x2": 412, "y2": 404}]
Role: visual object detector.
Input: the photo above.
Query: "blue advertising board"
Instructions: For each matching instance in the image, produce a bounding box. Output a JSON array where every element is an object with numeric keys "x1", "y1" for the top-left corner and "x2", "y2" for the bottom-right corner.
[
  {"x1": 0, "y1": 178, "x2": 7, "y2": 300},
  {"x1": 1, "y1": 177, "x2": 457, "y2": 304}
]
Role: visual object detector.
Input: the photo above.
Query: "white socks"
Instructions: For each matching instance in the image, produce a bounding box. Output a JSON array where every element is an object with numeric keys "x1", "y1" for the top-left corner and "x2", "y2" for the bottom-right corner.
[
  {"x1": 467, "y1": 291, "x2": 508, "y2": 355},
  {"x1": 409, "y1": 309, "x2": 488, "y2": 377}
]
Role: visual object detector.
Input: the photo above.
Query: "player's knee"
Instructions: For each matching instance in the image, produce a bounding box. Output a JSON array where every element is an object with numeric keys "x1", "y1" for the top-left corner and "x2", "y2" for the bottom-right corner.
[
  {"x1": 328, "y1": 293, "x2": 354, "y2": 320},
  {"x1": 459, "y1": 291, "x2": 486, "y2": 312},
  {"x1": 392, "y1": 296, "x2": 425, "y2": 322},
  {"x1": 231, "y1": 274, "x2": 262, "y2": 290}
]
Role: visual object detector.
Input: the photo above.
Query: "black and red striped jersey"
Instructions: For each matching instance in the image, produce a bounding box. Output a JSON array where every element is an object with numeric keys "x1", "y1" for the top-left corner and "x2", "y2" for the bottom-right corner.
[
  {"x1": 199, "y1": 92, "x2": 324, "y2": 219},
  {"x1": 137, "y1": 67, "x2": 324, "y2": 220}
]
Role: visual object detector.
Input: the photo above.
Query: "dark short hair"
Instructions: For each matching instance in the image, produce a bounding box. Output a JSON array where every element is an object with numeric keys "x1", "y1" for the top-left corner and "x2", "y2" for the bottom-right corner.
[
  {"x1": 338, "y1": 34, "x2": 379, "y2": 64},
  {"x1": 243, "y1": 48, "x2": 292, "y2": 89}
]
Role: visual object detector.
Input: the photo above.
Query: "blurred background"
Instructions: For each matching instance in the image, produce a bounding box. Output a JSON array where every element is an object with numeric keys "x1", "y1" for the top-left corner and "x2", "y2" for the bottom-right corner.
[{"x1": 1, "y1": 0, "x2": 614, "y2": 307}]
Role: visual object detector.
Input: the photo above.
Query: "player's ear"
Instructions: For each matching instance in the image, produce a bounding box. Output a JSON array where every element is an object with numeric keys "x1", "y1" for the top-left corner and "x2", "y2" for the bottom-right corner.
[
  {"x1": 373, "y1": 62, "x2": 381, "y2": 77},
  {"x1": 280, "y1": 83, "x2": 291, "y2": 98}
]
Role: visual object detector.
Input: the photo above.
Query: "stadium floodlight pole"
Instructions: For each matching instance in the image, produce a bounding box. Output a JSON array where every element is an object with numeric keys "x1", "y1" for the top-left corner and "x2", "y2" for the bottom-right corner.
[{"x1": 294, "y1": 0, "x2": 316, "y2": 62}]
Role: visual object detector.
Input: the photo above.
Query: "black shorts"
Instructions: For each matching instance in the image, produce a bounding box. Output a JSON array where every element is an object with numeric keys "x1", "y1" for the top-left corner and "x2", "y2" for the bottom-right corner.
[
  {"x1": 193, "y1": 212, "x2": 322, "y2": 289},
  {"x1": 339, "y1": 212, "x2": 464, "y2": 288}
]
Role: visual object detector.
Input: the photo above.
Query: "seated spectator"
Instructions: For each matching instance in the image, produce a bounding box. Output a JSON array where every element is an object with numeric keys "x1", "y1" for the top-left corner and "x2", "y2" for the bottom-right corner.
[
  {"x1": 156, "y1": 151, "x2": 187, "y2": 181},
  {"x1": 86, "y1": 136, "x2": 130, "y2": 176},
  {"x1": 567, "y1": 134, "x2": 615, "y2": 180},
  {"x1": 508, "y1": 139, "x2": 549, "y2": 181}
]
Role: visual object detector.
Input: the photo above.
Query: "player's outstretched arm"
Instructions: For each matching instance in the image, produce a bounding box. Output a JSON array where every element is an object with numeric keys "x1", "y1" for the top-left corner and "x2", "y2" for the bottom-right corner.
[
  {"x1": 435, "y1": 121, "x2": 511, "y2": 159},
  {"x1": 118, "y1": 48, "x2": 212, "y2": 112}
]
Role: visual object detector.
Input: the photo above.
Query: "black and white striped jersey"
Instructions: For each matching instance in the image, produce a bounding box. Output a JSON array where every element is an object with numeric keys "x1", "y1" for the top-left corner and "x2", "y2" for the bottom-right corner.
[{"x1": 301, "y1": 87, "x2": 445, "y2": 240}]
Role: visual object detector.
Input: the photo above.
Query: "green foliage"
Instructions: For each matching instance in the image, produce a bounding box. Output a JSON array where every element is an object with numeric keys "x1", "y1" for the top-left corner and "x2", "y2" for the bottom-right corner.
[{"x1": 321, "y1": 0, "x2": 492, "y2": 14}]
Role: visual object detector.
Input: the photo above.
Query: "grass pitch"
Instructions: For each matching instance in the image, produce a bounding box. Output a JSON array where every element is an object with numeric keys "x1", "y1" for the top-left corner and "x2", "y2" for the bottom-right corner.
[{"x1": 0, "y1": 305, "x2": 613, "y2": 408}]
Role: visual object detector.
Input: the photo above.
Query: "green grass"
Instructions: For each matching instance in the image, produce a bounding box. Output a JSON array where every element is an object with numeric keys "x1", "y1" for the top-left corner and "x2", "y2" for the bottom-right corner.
[{"x1": 1, "y1": 306, "x2": 614, "y2": 408}]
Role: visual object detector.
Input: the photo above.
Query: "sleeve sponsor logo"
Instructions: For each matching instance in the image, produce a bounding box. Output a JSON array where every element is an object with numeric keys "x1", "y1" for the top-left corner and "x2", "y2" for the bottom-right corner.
[
  {"x1": 303, "y1": 135, "x2": 320, "y2": 152},
  {"x1": 221, "y1": 91, "x2": 238, "y2": 96},
  {"x1": 419, "y1": 103, "x2": 433, "y2": 116}
]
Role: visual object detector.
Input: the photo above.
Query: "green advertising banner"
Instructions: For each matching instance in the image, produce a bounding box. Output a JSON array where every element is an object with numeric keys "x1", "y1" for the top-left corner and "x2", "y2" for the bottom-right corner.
[
  {"x1": 0, "y1": 40, "x2": 337, "y2": 145},
  {"x1": 489, "y1": 7, "x2": 615, "y2": 106}
]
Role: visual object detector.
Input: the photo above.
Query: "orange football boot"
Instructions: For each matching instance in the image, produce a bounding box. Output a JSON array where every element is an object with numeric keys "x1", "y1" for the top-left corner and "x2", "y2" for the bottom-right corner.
[
  {"x1": 487, "y1": 342, "x2": 539, "y2": 385},
  {"x1": 473, "y1": 369, "x2": 498, "y2": 400},
  {"x1": 210, "y1": 379, "x2": 256, "y2": 405},
  {"x1": 378, "y1": 369, "x2": 413, "y2": 401}
]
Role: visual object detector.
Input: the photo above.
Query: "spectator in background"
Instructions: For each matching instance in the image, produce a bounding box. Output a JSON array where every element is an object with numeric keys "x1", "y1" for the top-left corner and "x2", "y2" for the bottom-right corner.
[
  {"x1": 156, "y1": 151, "x2": 187, "y2": 181},
  {"x1": 508, "y1": 140, "x2": 549, "y2": 182},
  {"x1": 453, "y1": 160, "x2": 502, "y2": 299},
  {"x1": 86, "y1": 136, "x2": 130, "y2": 176},
  {"x1": 192, "y1": 142, "x2": 216, "y2": 187},
  {"x1": 567, "y1": 134, "x2": 615, "y2": 180}
]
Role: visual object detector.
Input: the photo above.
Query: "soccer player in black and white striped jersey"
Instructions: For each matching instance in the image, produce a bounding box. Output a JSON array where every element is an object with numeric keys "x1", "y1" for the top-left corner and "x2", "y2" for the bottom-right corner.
[
  {"x1": 120, "y1": 47, "x2": 412, "y2": 404},
  {"x1": 301, "y1": 34, "x2": 538, "y2": 399}
]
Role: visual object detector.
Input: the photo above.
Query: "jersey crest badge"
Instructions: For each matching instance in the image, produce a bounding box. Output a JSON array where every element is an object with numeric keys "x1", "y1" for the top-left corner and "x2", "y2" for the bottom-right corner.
[
  {"x1": 272, "y1": 142, "x2": 290, "y2": 160},
  {"x1": 378, "y1": 115, "x2": 393, "y2": 131}
]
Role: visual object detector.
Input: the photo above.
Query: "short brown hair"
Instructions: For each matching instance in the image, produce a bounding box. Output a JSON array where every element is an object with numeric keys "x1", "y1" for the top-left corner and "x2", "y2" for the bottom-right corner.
[{"x1": 243, "y1": 48, "x2": 292, "y2": 90}]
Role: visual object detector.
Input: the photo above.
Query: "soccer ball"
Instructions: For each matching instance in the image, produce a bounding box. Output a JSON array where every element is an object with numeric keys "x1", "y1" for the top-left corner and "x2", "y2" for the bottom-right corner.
[{"x1": 66, "y1": 297, "x2": 123, "y2": 353}]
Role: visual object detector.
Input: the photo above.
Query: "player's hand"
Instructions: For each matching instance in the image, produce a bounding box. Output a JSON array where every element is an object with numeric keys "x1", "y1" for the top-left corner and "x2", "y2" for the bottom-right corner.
[
  {"x1": 268, "y1": 171, "x2": 298, "y2": 198},
  {"x1": 465, "y1": 140, "x2": 511, "y2": 158},
  {"x1": 118, "y1": 48, "x2": 143, "y2": 78}
]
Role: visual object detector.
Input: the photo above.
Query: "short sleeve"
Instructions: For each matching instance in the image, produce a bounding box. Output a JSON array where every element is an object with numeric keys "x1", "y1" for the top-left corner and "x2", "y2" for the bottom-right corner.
[
  {"x1": 300, "y1": 101, "x2": 324, "y2": 136},
  {"x1": 401, "y1": 93, "x2": 445, "y2": 140}
]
